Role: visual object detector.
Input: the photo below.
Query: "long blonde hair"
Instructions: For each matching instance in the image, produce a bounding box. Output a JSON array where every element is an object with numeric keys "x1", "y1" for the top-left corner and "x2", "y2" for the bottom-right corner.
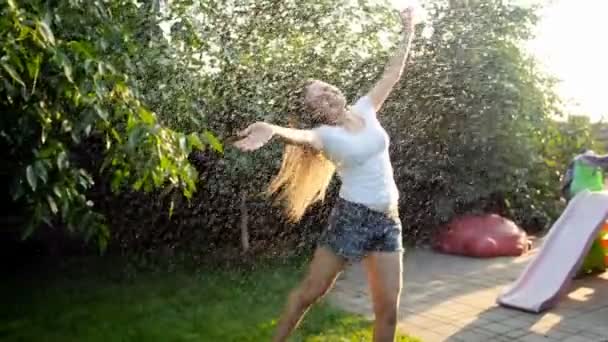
[
  {"x1": 268, "y1": 145, "x2": 335, "y2": 222},
  {"x1": 267, "y1": 81, "x2": 342, "y2": 222}
]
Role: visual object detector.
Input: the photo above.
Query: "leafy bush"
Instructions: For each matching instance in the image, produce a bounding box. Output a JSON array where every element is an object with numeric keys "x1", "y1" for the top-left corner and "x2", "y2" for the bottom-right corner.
[
  {"x1": 3, "y1": 0, "x2": 601, "y2": 256},
  {"x1": 85, "y1": 0, "x2": 599, "y2": 253},
  {"x1": 0, "y1": 0, "x2": 219, "y2": 249}
]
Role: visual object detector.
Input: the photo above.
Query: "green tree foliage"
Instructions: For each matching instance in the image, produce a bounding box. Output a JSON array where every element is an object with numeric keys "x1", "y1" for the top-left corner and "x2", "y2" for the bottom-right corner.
[
  {"x1": 2, "y1": 0, "x2": 600, "y2": 254},
  {"x1": 543, "y1": 115, "x2": 605, "y2": 178},
  {"x1": 0, "y1": 0, "x2": 218, "y2": 249},
  {"x1": 386, "y1": 0, "x2": 584, "y2": 237}
]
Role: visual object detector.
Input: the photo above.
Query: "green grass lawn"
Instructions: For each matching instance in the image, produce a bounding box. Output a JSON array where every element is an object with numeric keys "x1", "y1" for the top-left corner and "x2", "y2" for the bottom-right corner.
[{"x1": 0, "y1": 257, "x2": 419, "y2": 342}]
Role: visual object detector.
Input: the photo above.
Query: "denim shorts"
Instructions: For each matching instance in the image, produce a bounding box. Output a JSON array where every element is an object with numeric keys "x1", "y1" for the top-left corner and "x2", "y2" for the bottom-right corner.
[{"x1": 318, "y1": 198, "x2": 404, "y2": 262}]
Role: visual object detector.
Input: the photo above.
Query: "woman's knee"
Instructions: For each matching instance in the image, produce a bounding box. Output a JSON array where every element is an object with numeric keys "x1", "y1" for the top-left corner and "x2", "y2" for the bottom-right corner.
[
  {"x1": 375, "y1": 302, "x2": 398, "y2": 326},
  {"x1": 293, "y1": 278, "x2": 333, "y2": 307},
  {"x1": 372, "y1": 290, "x2": 400, "y2": 325}
]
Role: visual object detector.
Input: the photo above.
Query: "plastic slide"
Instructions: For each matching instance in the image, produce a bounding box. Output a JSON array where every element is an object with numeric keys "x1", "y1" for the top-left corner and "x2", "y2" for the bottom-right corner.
[{"x1": 497, "y1": 190, "x2": 608, "y2": 313}]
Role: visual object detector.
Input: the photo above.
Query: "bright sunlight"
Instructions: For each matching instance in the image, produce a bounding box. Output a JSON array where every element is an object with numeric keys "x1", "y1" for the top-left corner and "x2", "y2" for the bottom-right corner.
[{"x1": 528, "y1": 0, "x2": 608, "y2": 122}]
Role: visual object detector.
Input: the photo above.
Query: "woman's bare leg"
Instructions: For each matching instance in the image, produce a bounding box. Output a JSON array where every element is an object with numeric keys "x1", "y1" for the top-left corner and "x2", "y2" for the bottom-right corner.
[
  {"x1": 363, "y1": 251, "x2": 403, "y2": 342},
  {"x1": 272, "y1": 247, "x2": 346, "y2": 342}
]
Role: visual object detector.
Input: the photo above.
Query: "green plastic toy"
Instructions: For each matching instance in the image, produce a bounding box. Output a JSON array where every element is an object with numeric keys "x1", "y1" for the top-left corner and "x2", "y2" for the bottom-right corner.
[{"x1": 568, "y1": 156, "x2": 608, "y2": 275}]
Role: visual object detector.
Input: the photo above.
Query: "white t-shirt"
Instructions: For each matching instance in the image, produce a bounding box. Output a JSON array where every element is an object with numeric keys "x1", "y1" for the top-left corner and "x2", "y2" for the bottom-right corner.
[{"x1": 314, "y1": 96, "x2": 399, "y2": 210}]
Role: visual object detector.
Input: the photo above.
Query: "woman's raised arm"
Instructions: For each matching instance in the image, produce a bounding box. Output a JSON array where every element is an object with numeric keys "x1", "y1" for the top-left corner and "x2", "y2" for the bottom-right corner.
[{"x1": 366, "y1": 7, "x2": 416, "y2": 113}]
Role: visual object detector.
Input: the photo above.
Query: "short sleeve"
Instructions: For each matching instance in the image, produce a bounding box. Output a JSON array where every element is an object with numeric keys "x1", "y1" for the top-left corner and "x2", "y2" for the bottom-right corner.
[
  {"x1": 312, "y1": 125, "x2": 341, "y2": 161},
  {"x1": 351, "y1": 96, "x2": 376, "y2": 119},
  {"x1": 313, "y1": 125, "x2": 332, "y2": 148}
]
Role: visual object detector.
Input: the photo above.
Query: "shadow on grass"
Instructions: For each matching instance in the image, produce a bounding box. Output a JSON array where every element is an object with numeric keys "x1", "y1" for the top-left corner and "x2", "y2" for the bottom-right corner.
[{"x1": 0, "y1": 255, "x2": 417, "y2": 342}]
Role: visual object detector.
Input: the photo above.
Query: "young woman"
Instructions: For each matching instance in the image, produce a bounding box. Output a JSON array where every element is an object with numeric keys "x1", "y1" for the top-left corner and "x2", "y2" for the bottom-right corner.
[{"x1": 234, "y1": 8, "x2": 416, "y2": 342}]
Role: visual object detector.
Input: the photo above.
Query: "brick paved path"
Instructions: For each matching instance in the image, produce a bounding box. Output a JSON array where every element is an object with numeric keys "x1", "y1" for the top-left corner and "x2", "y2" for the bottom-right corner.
[{"x1": 328, "y1": 247, "x2": 608, "y2": 342}]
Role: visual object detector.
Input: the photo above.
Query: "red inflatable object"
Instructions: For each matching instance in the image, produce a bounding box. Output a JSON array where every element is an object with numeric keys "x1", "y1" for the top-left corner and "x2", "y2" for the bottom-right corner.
[{"x1": 432, "y1": 214, "x2": 531, "y2": 258}]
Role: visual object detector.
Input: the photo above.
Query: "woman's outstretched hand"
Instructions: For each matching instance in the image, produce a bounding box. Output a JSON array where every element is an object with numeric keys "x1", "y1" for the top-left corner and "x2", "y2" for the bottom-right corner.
[
  {"x1": 400, "y1": 7, "x2": 416, "y2": 33},
  {"x1": 233, "y1": 122, "x2": 274, "y2": 152}
]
